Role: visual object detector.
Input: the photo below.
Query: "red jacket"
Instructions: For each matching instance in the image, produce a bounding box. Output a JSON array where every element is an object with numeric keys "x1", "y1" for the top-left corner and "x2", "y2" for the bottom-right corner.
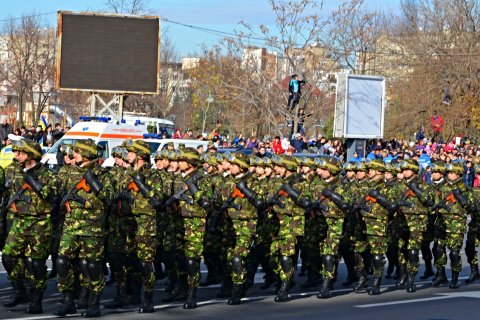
[{"x1": 272, "y1": 140, "x2": 285, "y2": 154}]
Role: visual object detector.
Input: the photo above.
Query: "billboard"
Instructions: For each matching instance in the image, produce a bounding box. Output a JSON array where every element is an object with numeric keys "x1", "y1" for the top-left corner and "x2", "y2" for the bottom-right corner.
[
  {"x1": 56, "y1": 11, "x2": 160, "y2": 94},
  {"x1": 334, "y1": 74, "x2": 385, "y2": 139}
]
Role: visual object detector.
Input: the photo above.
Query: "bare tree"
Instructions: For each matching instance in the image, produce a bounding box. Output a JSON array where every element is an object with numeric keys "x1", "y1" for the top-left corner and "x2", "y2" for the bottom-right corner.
[{"x1": 0, "y1": 13, "x2": 55, "y2": 127}]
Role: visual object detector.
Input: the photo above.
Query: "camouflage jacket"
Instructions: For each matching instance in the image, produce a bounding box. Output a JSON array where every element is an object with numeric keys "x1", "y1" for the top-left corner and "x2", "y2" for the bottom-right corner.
[
  {"x1": 176, "y1": 169, "x2": 213, "y2": 219},
  {"x1": 224, "y1": 172, "x2": 261, "y2": 221},
  {"x1": 7, "y1": 162, "x2": 56, "y2": 236},
  {"x1": 59, "y1": 161, "x2": 113, "y2": 237},
  {"x1": 397, "y1": 176, "x2": 434, "y2": 216},
  {"x1": 320, "y1": 176, "x2": 352, "y2": 219}
]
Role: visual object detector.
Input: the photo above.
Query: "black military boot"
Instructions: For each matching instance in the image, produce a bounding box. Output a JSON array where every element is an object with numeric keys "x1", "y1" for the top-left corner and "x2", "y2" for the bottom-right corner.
[
  {"x1": 318, "y1": 255, "x2": 335, "y2": 298},
  {"x1": 138, "y1": 291, "x2": 154, "y2": 313},
  {"x1": 274, "y1": 280, "x2": 291, "y2": 302},
  {"x1": 25, "y1": 288, "x2": 44, "y2": 314},
  {"x1": 228, "y1": 284, "x2": 243, "y2": 305},
  {"x1": 199, "y1": 253, "x2": 222, "y2": 287},
  {"x1": 449, "y1": 272, "x2": 460, "y2": 289},
  {"x1": 353, "y1": 269, "x2": 369, "y2": 292},
  {"x1": 183, "y1": 286, "x2": 198, "y2": 309},
  {"x1": 406, "y1": 272, "x2": 417, "y2": 293},
  {"x1": 420, "y1": 258, "x2": 435, "y2": 279},
  {"x1": 395, "y1": 264, "x2": 408, "y2": 289},
  {"x1": 81, "y1": 292, "x2": 101, "y2": 318},
  {"x1": 3, "y1": 280, "x2": 29, "y2": 307},
  {"x1": 275, "y1": 256, "x2": 293, "y2": 302},
  {"x1": 54, "y1": 291, "x2": 77, "y2": 316},
  {"x1": 465, "y1": 264, "x2": 480, "y2": 284},
  {"x1": 368, "y1": 255, "x2": 384, "y2": 295},
  {"x1": 317, "y1": 277, "x2": 331, "y2": 299},
  {"x1": 342, "y1": 262, "x2": 358, "y2": 287},
  {"x1": 432, "y1": 267, "x2": 448, "y2": 287},
  {"x1": 75, "y1": 287, "x2": 89, "y2": 309}
]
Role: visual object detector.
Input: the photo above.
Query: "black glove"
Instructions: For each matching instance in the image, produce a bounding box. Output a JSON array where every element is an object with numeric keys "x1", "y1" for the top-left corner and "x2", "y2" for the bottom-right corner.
[
  {"x1": 312, "y1": 200, "x2": 329, "y2": 212},
  {"x1": 24, "y1": 175, "x2": 45, "y2": 197},
  {"x1": 452, "y1": 188, "x2": 468, "y2": 207},
  {"x1": 84, "y1": 170, "x2": 103, "y2": 194},
  {"x1": 132, "y1": 173, "x2": 151, "y2": 197},
  {"x1": 322, "y1": 188, "x2": 349, "y2": 210},
  {"x1": 368, "y1": 189, "x2": 397, "y2": 212},
  {"x1": 185, "y1": 177, "x2": 200, "y2": 196},
  {"x1": 149, "y1": 197, "x2": 163, "y2": 210},
  {"x1": 236, "y1": 180, "x2": 265, "y2": 209}
]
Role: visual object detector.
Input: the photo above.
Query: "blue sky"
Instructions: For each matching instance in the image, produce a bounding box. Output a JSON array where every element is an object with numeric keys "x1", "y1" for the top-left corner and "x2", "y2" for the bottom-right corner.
[{"x1": 1, "y1": 0, "x2": 400, "y2": 57}]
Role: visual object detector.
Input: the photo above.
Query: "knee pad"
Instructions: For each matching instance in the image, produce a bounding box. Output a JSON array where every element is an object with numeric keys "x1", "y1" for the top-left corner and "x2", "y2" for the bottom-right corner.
[
  {"x1": 373, "y1": 254, "x2": 385, "y2": 269},
  {"x1": 25, "y1": 256, "x2": 34, "y2": 275},
  {"x1": 322, "y1": 255, "x2": 335, "y2": 272},
  {"x1": 232, "y1": 256, "x2": 243, "y2": 275},
  {"x1": 434, "y1": 244, "x2": 444, "y2": 259},
  {"x1": 408, "y1": 249, "x2": 419, "y2": 265},
  {"x1": 87, "y1": 260, "x2": 104, "y2": 281},
  {"x1": 449, "y1": 251, "x2": 460, "y2": 264},
  {"x1": 79, "y1": 259, "x2": 89, "y2": 280},
  {"x1": 2, "y1": 254, "x2": 16, "y2": 274},
  {"x1": 280, "y1": 255, "x2": 293, "y2": 274},
  {"x1": 56, "y1": 255, "x2": 71, "y2": 279},
  {"x1": 31, "y1": 259, "x2": 47, "y2": 280},
  {"x1": 186, "y1": 258, "x2": 199, "y2": 276}
]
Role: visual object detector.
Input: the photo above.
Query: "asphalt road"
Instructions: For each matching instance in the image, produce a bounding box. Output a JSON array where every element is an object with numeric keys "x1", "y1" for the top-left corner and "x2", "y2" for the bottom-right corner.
[{"x1": 1, "y1": 253, "x2": 480, "y2": 320}]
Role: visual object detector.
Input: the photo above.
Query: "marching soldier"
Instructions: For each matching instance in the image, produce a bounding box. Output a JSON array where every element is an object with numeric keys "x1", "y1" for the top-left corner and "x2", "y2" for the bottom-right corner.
[
  {"x1": 431, "y1": 162, "x2": 473, "y2": 289},
  {"x1": 465, "y1": 164, "x2": 480, "y2": 284},
  {"x1": 315, "y1": 157, "x2": 351, "y2": 298},
  {"x1": 2, "y1": 140, "x2": 56, "y2": 314},
  {"x1": 124, "y1": 139, "x2": 163, "y2": 313},
  {"x1": 54, "y1": 139, "x2": 113, "y2": 317}
]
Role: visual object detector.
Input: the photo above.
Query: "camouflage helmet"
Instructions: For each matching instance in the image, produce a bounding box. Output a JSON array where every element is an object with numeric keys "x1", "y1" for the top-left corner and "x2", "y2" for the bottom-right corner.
[
  {"x1": 167, "y1": 150, "x2": 179, "y2": 161},
  {"x1": 73, "y1": 139, "x2": 98, "y2": 159},
  {"x1": 249, "y1": 156, "x2": 263, "y2": 167},
  {"x1": 200, "y1": 153, "x2": 219, "y2": 166},
  {"x1": 314, "y1": 157, "x2": 342, "y2": 174},
  {"x1": 12, "y1": 139, "x2": 42, "y2": 161},
  {"x1": 153, "y1": 148, "x2": 169, "y2": 161},
  {"x1": 111, "y1": 146, "x2": 127, "y2": 159},
  {"x1": 124, "y1": 139, "x2": 151, "y2": 159},
  {"x1": 353, "y1": 161, "x2": 367, "y2": 172},
  {"x1": 223, "y1": 151, "x2": 249, "y2": 169},
  {"x1": 176, "y1": 147, "x2": 200, "y2": 164},
  {"x1": 385, "y1": 162, "x2": 401, "y2": 173},
  {"x1": 398, "y1": 159, "x2": 419, "y2": 172},
  {"x1": 262, "y1": 157, "x2": 274, "y2": 168},
  {"x1": 271, "y1": 154, "x2": 297, "y2": 171},
  {"x1": 430, "y1": 161, "x2": 446, "y2": 174},
  {"x1": 295, "y1": 157, "x2": 315, "y2": 168},
  {"x1": 445, "y1": 162, "x2": 463, "y2": 175},
  {"x1": 343, "y1": 162, "x2": 357, "y2": 171},
  {"x1": 366, "y1": 159, "x2": 387, "y2": 172}
]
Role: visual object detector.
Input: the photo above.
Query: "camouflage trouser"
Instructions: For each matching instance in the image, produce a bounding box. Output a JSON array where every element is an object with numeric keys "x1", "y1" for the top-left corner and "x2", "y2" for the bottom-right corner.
[
  {"x1": 57, "y1": 234, "x2": 104, "y2": 294},
  {"x1": 183, "y1": 217, "x2": 206, "y2": 287},
  {"x1": 271, "y1": 215, "x2": 301, "y2": 281},
  {"x1": 320, "y1": 217, "x2": 344, "y2": 279},
  {"x1": 465, "y1": 218, "x2": 480, "y2": 265},
  {"x1": 435, "y1": 232, "x2": 464, "y2": 273},
  {"x1": 227, "y1": 219, "x2": 256, "y2": 284},
  {"x1": 398, "y1": 216, "x2": 427, "y2": 273},
  {"x1": 354, "y1": 234, "x2": 387, "y2": 277},
  {"x1": 2, "y1": 221, "x2": 51, "y2": 290}
]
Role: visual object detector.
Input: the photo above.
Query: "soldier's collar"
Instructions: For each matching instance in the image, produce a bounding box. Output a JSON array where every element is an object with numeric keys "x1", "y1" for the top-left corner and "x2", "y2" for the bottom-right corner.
[
  {"x1": 447, "y1": 177, "x2": 463, "y2": 186},
  {"x1": 433, "y1": 177, "x2": 445, "y2": 185}
]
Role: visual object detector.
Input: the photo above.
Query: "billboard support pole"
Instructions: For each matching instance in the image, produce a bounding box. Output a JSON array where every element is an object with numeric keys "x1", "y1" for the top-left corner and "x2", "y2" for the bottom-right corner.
[{"x1": 89, "y1": 92, "x2": 124, "y2": 121}]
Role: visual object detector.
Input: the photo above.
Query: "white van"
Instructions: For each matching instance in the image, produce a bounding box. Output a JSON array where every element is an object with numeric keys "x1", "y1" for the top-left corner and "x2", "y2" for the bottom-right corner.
[
  {"x1": 43, "y1": 117, "x2": 148, "y2": 167},
  {"x1": 122, "y1": 115, "x2": 175, "y2": 137},
  {"x1": 142, "y1": 137, "x2": 209, "y2": 155}
]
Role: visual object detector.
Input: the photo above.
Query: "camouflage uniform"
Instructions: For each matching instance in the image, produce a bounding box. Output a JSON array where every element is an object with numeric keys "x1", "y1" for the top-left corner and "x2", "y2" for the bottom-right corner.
[
  {"x1": 465, "y1": 164, "x2": 480, "y2": 283},
  {"x1": 269, "y1": 155, "x2": 305, "y2": 302},
  {"x1": 2, "y1": 140, "x2": 56, "y2": 314},
  {"x1": 314, "y1": 157, "x2": 352, "y2": 298},
  {"x1": 172, "y1": 148, "x2": 213, "y2": 309},
  {"x1": 431, "y1": 162, "x2": 473, "y2": 289},
  {"x1": 55, "y1": 140, "x2": 113, "y2": 317},
  {"x1": 123, "y1": 140, "x2": 163, "y2": 313},
  {"x1": 351, "y1": 160, "x2": 398, "y2": 295},
  {"x1": 395, "y1": 159, "x2": 435, "y2": 292}
]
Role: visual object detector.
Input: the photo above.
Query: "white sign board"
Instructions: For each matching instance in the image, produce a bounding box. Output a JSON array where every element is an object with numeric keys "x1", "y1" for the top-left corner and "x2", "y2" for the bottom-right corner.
[{"x1": 334, "y1": 74, "x2": 385, "y2": 139}]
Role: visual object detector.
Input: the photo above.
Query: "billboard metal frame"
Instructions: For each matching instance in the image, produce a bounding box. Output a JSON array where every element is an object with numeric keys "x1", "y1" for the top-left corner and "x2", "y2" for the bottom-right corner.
[{"x1": 55, "y1": 11, "x2": 161, "y2": 95}]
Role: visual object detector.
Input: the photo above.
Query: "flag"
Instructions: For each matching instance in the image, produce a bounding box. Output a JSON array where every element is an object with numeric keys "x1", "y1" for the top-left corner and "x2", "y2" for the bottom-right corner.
[{"x1": 38, "y1": 115, "x2": 48, "y2": 145}]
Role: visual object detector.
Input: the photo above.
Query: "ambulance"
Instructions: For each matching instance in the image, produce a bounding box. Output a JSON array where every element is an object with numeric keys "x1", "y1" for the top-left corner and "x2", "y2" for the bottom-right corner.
[{"x1": 42, "y1": 117, "x2": 148, "y2": 167}]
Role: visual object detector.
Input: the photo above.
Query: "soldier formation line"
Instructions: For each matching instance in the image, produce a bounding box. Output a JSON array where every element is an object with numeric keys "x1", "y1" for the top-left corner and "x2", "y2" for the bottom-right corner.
[{"x1": 1, "y1": 138, "x2": 479, "y2": 317}]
